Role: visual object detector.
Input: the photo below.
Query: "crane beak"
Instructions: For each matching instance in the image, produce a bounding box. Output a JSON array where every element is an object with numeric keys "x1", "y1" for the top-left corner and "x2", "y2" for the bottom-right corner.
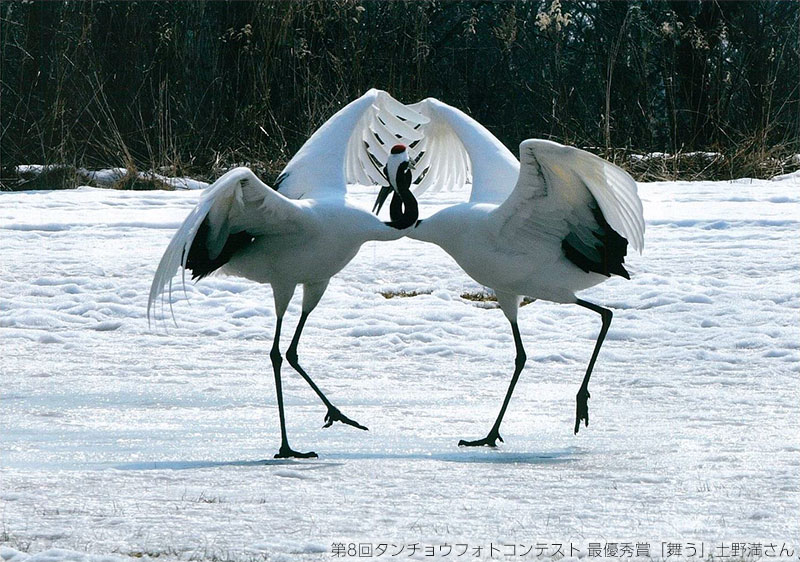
[{"x1": 372, "y1": 184, "x2": 392, "y2": 215}]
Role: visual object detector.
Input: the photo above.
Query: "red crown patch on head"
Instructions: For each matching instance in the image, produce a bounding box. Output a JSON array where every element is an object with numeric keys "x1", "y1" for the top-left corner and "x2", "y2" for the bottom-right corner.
[{"x1": 391, "y1": 144, "x2": 407, "y2": 154}]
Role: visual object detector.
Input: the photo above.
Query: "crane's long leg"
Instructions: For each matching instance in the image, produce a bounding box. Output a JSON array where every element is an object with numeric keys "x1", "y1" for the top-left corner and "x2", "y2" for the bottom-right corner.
[
  {"x1": 286, "y1": 311, "x2": 368, "y2": 431},
  {"x1": 459, "y1": 321, "x2": 527, "y2": 447},
  {"x1": 573, "y1": 299, "x2": 613, "y2": 434},
  {"x1": 271, "y1": 314, "x2": 317, "y2": 459}
]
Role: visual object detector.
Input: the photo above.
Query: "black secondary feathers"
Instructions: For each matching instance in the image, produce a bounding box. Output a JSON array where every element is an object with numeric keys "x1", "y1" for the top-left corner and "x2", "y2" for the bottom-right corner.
[
  {"x1": 562, "y1": 203, "x2": 630, "y2": 279},
  {"x1": 185, "y1": 219, "x2": 256, "y2": 280}
]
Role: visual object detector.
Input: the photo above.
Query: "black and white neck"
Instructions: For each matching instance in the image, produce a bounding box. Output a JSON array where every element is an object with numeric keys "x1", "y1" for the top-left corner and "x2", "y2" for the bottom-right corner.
[{"x1": 383, "y1": 145, "x2": 418, "y2": 230}]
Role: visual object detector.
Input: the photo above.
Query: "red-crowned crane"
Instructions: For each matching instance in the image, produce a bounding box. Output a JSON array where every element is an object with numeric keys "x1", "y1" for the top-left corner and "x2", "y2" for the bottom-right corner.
[
  {"x1": 149, "y1": 90, "x2": 424, "y2": 459},
  {"x1": 373, "y1": 97, "x2": 645, "y2": 447}
]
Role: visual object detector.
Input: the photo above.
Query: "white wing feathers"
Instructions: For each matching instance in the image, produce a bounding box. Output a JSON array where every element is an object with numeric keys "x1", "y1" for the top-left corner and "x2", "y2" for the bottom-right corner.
[
  {"x1": 344, "y1": 91, "x2": 519, "y2": 201},
  {"x1": 277, "y1": 89, "x2": 521, "y2": 204},
  {"x1": 570, "y1": 147, "x2": 645, "y2": 253},
  {"x1": 403, "y1": 99, "x2": 471, "y2": 196},
  {"x1": 344, "y1": 90, "x2": 431, "y2": 190},
  {"x1": 411, "y1": 98, "x2": 519, "y2": 203},
  {"x1": 493, "y1": 139, "x2": 645, "y2": 253},
  {"x1": 280, "y1": 88, "x2": 441, "y2": 200},
  {"x1": 278, "y1": 90, "x2": 384, "y2": 200},
  {"x1": 148, "y1": 167, "x2": 307, "y2": 323}
]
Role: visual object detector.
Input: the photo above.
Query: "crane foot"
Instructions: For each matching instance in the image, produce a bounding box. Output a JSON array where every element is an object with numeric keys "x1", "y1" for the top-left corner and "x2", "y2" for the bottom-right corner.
[
  {"x1": 274, "y1": 445, "x2": 318, "y2": 459},
  {"x1": 458, "y1": 430, "x2": 504, "y2": 448},
  {"x1": 574, "y1": 389, "x2": 590, "y2": 434},
  {"x1": 323, "y1": 407, "x2": 368, "y2": 431}
]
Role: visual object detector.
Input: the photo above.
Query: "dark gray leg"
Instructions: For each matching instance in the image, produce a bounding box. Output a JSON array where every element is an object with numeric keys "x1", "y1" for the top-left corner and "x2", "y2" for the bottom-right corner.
[
  {"x1": 573, "y1": 299, "x2": 613, "y2": 434},
  {"x1": 459, "y1": 321, "x2": 527, "y2": 447},
  {"x1": 285, "y1": 312, "x2": 367, "y2": 431},
  {"x1": 271, "y1": 316, "x2": 317, "y2": 459}
]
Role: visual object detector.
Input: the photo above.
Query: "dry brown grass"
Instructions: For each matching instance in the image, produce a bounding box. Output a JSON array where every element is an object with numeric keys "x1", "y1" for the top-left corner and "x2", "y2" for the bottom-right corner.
[
  {"x1": 460, "y1": 291, "x2": 535, "y2": 307},
  {"x1": 379, "y1": 289, "x2": 539, "y2": 307},
  {"x1": 1, "y1": 165, "x2": 78, "y2": 191},
  {"x1": 2, "y1": 3, "x2": 796, "y2": 183},
  {"x1": 380, "y1": 289, "x2": 433, "y2": 299},
  {"x1": 111, "y1": 171, "x2": 174, "y2": 191}
]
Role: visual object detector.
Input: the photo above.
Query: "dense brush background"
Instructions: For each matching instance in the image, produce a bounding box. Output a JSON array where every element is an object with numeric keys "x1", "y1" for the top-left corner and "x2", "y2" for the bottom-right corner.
[{"x1": 1, "y1": 0, "x2": 798, "y2": 185}]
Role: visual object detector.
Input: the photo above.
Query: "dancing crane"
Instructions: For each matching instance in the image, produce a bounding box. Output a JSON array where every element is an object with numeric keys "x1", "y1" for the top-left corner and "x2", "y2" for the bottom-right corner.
[
  {"x1": 373, "y1": 98, "x2": 645, "y2": 446},
  {"x1": 149, "y1": 90, "x2": 425, "y2": 459}
]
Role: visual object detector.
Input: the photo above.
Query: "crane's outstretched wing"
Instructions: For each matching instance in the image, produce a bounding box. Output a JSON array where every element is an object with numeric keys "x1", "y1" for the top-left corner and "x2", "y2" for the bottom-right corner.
[
  {"x1": 277, "y1": 89, "x2": 431, "y2": 200},
  {"x1": 148, "y1": 167, "x2": 310, "y2": 323},
  {"x1": 491, "y1": 140, "x2": 644, "y2": 278},
  {"x1": 279, "y1": 90, "x2": 518, "y2": 204},
  {"x1": 408, "y1": 97, "x2": 520, "y2": 203},
  {"x1": 347, "y1": 94, "x2": 518, "y2": 202}
]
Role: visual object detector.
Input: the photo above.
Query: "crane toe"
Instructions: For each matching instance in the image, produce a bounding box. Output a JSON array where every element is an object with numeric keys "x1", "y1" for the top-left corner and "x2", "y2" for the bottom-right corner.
[{"x1": 323, "y1": 407, "x2": 369, "y2": 431}]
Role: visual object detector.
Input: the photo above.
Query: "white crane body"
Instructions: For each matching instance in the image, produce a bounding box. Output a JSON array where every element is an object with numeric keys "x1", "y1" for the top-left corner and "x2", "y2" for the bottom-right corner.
[
  {"x1": 221, "y1": 199, "x2": 397, "y2": 287},
  {"x1": 369, "y1": 98, "x2": 645, "y2": 445},
  {"x1": 411, "y1": 202, "x2": 608, "y2": 308},
  {"x1": 149, "y1": 90, "x2": 427, "y2": 458},
  {"x1": 150, "y1": 87, "x2": 645, "y2": 455}
]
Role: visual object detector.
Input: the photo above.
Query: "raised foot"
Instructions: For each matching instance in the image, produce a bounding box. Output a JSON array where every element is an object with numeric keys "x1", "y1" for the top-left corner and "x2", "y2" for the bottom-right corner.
[
  {"x1": 274, "y1": 445, "x2": 318, "y2": 459},
  {"x1": 324, "y1": 407, "x2": 368, "y2": 431},
  {"x1": 574, "y1": 388, "x2": 590, "y2": 434},
  {"x1": 458, "y1": 431, "x2": 504, "y2": 448}
]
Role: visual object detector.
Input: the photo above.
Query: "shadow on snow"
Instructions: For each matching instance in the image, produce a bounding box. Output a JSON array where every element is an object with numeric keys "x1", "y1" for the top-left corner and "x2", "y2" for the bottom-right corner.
[{"x1": 110, "y1": 450, "x2": 575, "y2": 471}]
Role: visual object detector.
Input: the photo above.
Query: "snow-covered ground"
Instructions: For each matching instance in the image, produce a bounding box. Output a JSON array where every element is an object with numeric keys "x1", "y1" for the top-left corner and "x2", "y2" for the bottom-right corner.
[{"x1": 1, "y1": 177, "x2": 798, "y2": 561}]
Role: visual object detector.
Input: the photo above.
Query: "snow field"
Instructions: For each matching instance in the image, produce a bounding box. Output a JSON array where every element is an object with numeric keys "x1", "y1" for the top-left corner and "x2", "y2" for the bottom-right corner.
[{"x1": 1, "y1": 177, "x2": 798, "y2": 560}]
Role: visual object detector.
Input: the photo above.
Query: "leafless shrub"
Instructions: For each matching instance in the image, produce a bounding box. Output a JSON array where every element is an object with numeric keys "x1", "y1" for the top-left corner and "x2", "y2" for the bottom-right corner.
[{"x1": 1, "y1": 2, "x2": 797, "y2": 182}]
